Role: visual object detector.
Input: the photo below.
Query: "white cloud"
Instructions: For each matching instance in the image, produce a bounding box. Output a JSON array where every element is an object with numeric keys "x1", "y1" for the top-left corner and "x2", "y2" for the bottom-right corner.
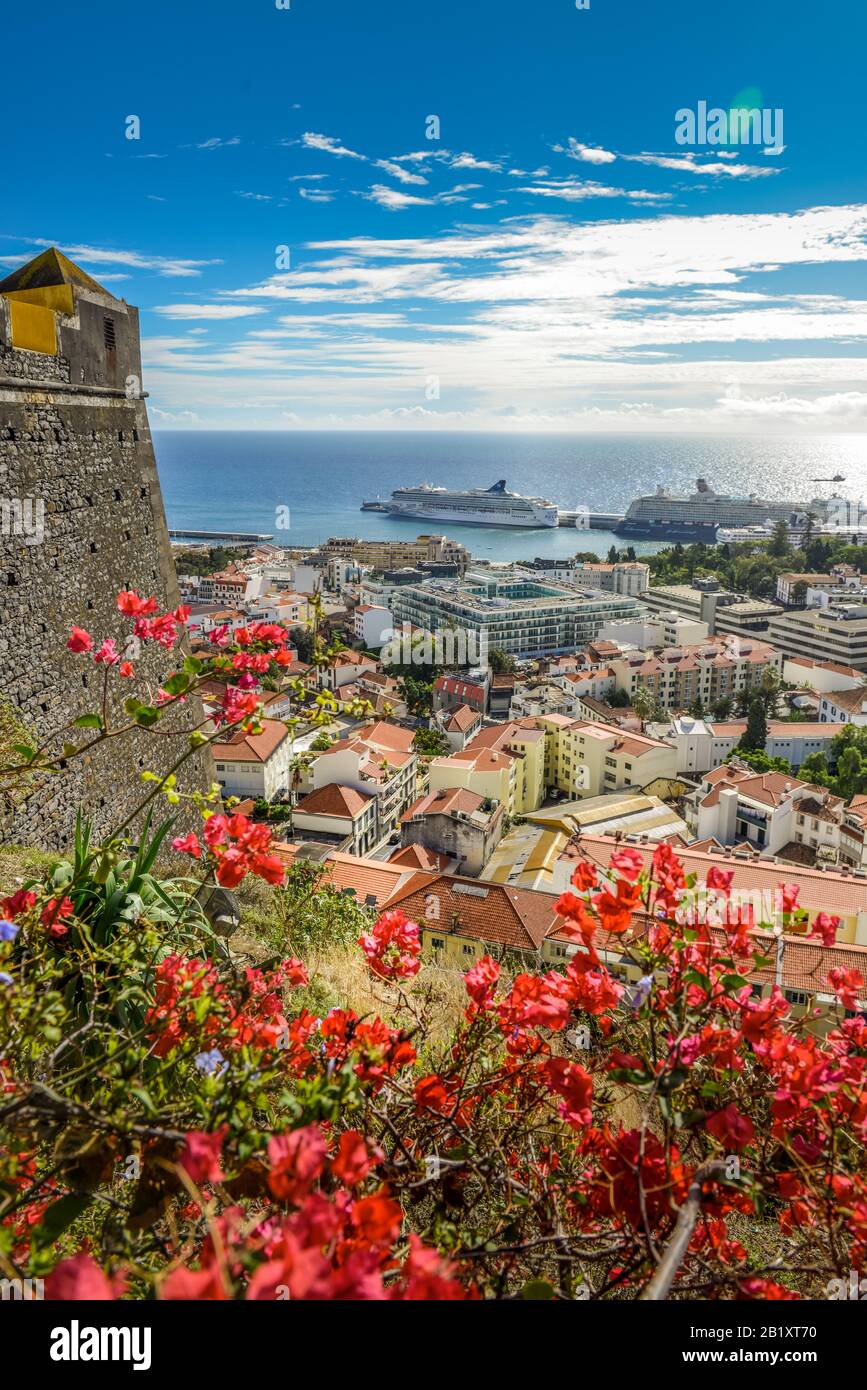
[
  {"x1": 374, "y1": 159, "x2": 428, "y2": 185},
  {"x1": 362, "y1": 184, "x2": 435, "y2": 210},
  {"x1": 554, "y1": 138, "x2": 617, "y2": 165},
  {"x1": 623, "y1": 151, "x2": 781, "y2": 178},
  {"x1": 518, "y1": 179, "x2": 672, "y2": 203},
  {"x1": 195, "y1": 137, "x2": 241, "y2": 149},
  {"x1": 301, "y1": 132, "x2": 366, "y2": 160},
  {"x1": 298, "y1": 188, "x2": 334, "y2": 202},
  {"x1": 153, "y1": 304, "x2": 266, "y2": 320},
  {"x1": 10, "y1": 237, "x2": 220, "y2": 278},
  {"x1": 235, "y1": 190, "x2": 272, "y2": 201},
  {"x1": 449, "y1": 152, "x2": 503, "y2": 171}
]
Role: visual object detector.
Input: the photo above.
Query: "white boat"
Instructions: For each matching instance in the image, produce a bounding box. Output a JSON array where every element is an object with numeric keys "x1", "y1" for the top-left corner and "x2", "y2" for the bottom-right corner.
[{"x1": 381, "y1": 479, "x2": 559, "y2": 528}]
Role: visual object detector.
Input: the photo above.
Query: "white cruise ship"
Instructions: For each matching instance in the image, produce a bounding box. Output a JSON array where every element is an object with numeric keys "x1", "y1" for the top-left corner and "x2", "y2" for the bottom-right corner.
[{"x1": 382, "y1": 479, "x2": 559, "y2": 528}]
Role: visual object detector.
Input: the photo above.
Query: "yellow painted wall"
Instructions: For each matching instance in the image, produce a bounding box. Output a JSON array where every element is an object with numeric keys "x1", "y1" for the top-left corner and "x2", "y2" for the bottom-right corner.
[{"x1": 8, "y1": 299, "x2": 57, "y2": 355}]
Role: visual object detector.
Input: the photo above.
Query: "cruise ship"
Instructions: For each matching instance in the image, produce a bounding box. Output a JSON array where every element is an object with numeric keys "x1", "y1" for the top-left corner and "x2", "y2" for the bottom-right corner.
[
  {"x1": 614, "y1": 478, "x2": 840, "y2": 542},
  {"x1": 364, "y1": 479, "x2": 560, "y2": 528}
]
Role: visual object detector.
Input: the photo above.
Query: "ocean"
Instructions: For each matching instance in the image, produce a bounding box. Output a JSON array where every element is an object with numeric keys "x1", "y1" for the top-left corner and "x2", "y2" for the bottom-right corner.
[{"x1": 152, "y1": 431, "x2": 867, "y2": 563}]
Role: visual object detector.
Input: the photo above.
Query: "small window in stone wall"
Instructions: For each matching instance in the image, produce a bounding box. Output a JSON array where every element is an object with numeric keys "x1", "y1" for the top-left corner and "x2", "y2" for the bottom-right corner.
[{"x1": 103, "y1": 317, "x2": 117, "y2": 349}]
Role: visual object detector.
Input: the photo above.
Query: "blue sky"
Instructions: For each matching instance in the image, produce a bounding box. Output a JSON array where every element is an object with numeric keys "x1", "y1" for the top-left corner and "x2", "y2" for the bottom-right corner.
[{"x1": 4, "y1": 0, "x2": 867, "y2": 431}]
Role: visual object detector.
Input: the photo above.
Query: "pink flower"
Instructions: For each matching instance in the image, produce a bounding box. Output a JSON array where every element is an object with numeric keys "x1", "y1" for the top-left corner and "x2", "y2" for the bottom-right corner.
[
  {"x1": 46, "y1": 1252, "x2": 123, "y2": 1301},
  {"x1": 811, "y1": 912, "x2": 840, "y2": 948},
  {"x1": 611, "y1": 847, "x2": 644, "y2": 882},
  {"x1": 706, "y1": 865, "x2": 734, "y2": 895},
  {"x1": 179, "y1": 1127, "x2": 227, "y2": 1184},
  {"x1": 93, "y1": 638, "x2": 120, "y2": 666},
  {"x1": 172, "y1": 833, "x2": 202, "y2": 859}
]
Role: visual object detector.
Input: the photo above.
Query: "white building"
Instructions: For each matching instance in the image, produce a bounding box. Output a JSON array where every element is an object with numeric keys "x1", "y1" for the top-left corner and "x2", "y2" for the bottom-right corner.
[
  {"x1": 657, "y1": 715, "x2": 849, "y2": 775},
  {"x1": 819, "y1": 686, "x2": 867, "y2": 727},
  {"x1": 352, "y1": 604, "x2": 394, "y2": 649},
  {"x1": 212, "y1": 719, "x2": 292, "y2": 801}
]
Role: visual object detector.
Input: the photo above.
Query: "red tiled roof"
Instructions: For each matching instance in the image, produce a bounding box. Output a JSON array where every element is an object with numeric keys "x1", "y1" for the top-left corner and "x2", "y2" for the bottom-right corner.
[
  {"x1": 387, "y1": 875, "x2": 560, "y2": 952},
  {"x1": 212, "y1": 718, "x2": 289, "y2": 763},
  {"x1": 294, "y1": 784, "x2": 375, "y2": 819}
]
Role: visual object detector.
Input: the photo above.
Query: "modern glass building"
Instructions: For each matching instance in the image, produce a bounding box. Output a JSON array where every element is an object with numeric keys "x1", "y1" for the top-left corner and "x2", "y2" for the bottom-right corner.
[{"x1": 390, "y1": 567, "x2": 642, "y2": 659}]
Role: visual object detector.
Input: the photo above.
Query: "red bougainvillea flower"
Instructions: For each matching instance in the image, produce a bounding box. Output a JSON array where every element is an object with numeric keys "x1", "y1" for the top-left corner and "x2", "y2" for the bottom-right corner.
[
  {"x1": 706, "y1": 1103, "x2": 756, "y2": 1152},
  {"x1": 542, "y1": 1057, "x2": 593, "y2": 1130},
  {"x1": 610, "y1": 847, "x2": 644, "y2": 882},
  {"x1": 46, "y1": 1252, "x2": 124, "y2": 1301},
  {"x1": 706, "y1": 865, "x2": 735, "y2": 895},
  {"x1": 463, "y1": 954, "x2": 500, "y2": 1009},
  {"x1": 93, "y1": 638, "x2": 120, "y2": 666},
  {"x1": 358, "y1": 909, "x2": 421, "y2": 981},
  {"x1": 267, "y1": 1124, "x2": 328, "y2": 1203},
  {"x1": 571, "y1": 860, "x2": 598, "y2": 892},
  {"x1": 119, "y1": 661, "x2": 135, "y2": 678},
  {"x1": 738, "y1": 1277, "x2": 799, "y2": 1301},
  {"x1": 812, "y1": 912, "x2": 841, "y2": 948},
  {"x1": 592, "y1": 878, "x2": 642, "y2": 935},
  {"x1": 352, "y1": 1188, "x2": 403, "y2": 1245},
  {"x1": 117, "y1": 589, "x2": 158, "y2": 617},
  {"x1": 172, "y1": 833, "x2": 201, "y2": 859},
  {"x1": 67, "y1": 626, "x2": 93, "y2": 654},
  {"x1": 828, "y1": 967, "x2": 864, "y2": 1013},
  {"x1": 179, "y1": 1126, "x2": 228, "y2": 1185},
  {"x1": 776, "y1": 883, "x2": 800, "y2": 914},
  {"x1": 331, "y1": 1130, "x2": 384, "y2": 1186}
]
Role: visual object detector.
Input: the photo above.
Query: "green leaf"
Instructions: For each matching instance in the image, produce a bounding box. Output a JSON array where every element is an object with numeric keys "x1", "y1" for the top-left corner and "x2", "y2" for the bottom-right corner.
[
  {"x1": 521, "y1": 1280, "x2": 555, "y2": 1300},
  {"x1": 133, "y1": 705, "x2": 161, "y2": 729},
  {"x1": 189, "y1": 729, "x2": 208, "y2": 748},
  {"x1": 183, "y1": 656, "x2": 204, "y2": 676},
  {"x1": 12, "y1": 743, "x2": 37, "y2": 760},
  {"x1": 33, "y1": 1195, "x2": 92, "y2": 1248},
  {"x1": 162, "y1": 672, "x2": 191, "y2": 697},
  {"x1": 73, "y1": 713, "x2": 104, "y2": 730}
]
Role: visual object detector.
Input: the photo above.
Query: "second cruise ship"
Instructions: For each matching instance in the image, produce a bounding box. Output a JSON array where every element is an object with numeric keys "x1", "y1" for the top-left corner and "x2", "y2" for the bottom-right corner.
[{"x1": 365, "y1": 479, "x2": 560, "y2": 528}]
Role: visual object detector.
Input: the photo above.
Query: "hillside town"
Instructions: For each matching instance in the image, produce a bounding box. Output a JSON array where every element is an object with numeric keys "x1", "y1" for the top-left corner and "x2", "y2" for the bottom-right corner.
[{"x1": 174, "y1": 529, "x2": 867, "y2": 1012}]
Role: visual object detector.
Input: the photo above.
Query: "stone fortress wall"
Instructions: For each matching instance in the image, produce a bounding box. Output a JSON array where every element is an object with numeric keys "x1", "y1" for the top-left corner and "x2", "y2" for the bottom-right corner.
[{"x1": 0, "y1": 249, "x2": 212, "y2": 849}]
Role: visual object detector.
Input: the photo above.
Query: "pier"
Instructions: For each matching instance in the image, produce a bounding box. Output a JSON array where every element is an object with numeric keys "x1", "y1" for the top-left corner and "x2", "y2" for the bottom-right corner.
[
  {"x1": 169, "y1": 528, "x2": 274, "y2": 543},
  {"x1": 557, "y1": 510, "x2": 625, "y2": 530}
]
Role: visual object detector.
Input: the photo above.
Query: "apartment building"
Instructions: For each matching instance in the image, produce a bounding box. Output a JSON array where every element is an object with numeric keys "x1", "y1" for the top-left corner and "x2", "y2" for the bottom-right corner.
[
  {"x1": 212, "y1": 719, "x2": 292, "y2": 801},
  {"x1": 768, "y1": 603, "x2": 867, "y2": 671},
  {"x1": 568, "y1": 560, "x2": 650, "y2": 597},
  {"x1": 428, "y1": 715, "x2": 677, "y2": 812},
  {"x1": 610, "y1": 636, "x2": 781, "y2": 709},
  {"x1": 658, "y1": 715, "x2": 848, "y2": 775},
  {"x1": 316, "y1": 533, "x2": 470, "y2": 572},
  {"x1": 315, "y1": 651, "x2": 381, "y2": 692},
  {"x1": 352, "y1": 604, "x2": 393, "y2": 649},
  {"x1": 818, "y1": 685, "x2": 867, "y2": 726},
  {"x1": 391, "y1": 566, "x2": 641, "y2": 660},
  {"x1": 431, "y1": 670, "x2": 490, "y2": 716},
  {"x1": 400, "y1": 786, "x2": 504, "y2": 876},
  {"x1": 310, "y1": 720, "x2": 418, "y2": 834},
  {"x1": 598, "y1": 610, "x2": 709, "y2": 649},
  {"x1": 685, "y1": 764, "x2": 850, "y2": 862},
  {"x1": 776, "y1": 565, "x2": 862, "y2": 606},
  {"x1": 292, "y1": 783, "x2": 379, "y2": 856},
  {"x1": 643, "y1": 581, "x2": 782, "y2": 638}
]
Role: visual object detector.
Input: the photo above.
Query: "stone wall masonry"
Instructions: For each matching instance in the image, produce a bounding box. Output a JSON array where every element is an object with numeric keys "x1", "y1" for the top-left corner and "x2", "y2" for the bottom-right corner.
[{"x1": 0, "y1": 344, "x2": 212, "y2": 851}]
